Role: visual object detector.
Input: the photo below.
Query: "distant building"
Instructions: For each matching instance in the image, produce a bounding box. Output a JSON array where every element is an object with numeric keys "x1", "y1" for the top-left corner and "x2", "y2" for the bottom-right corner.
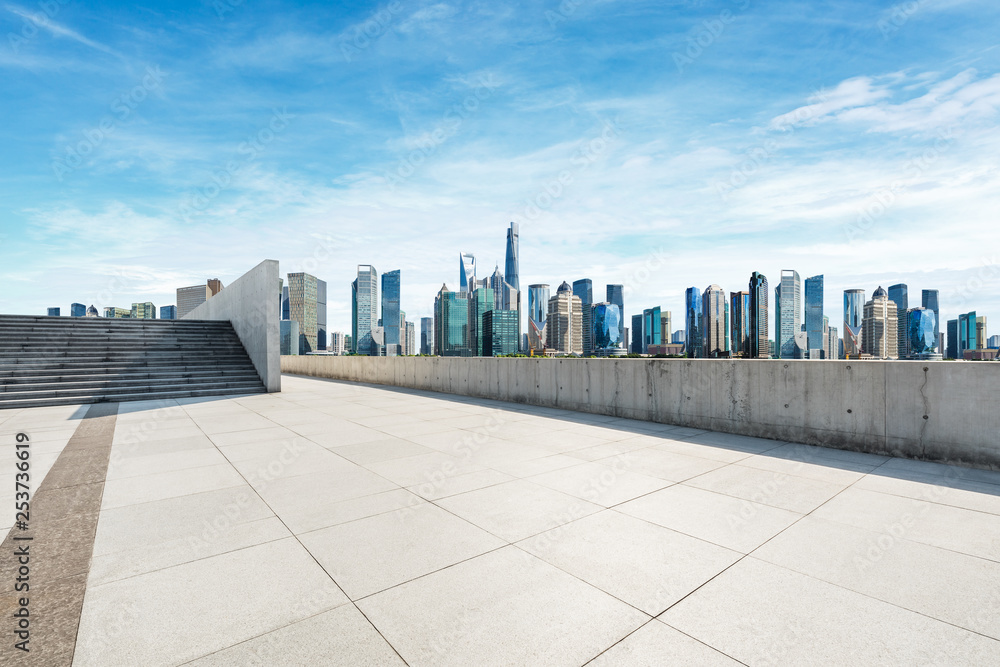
[
  {"x1": 131, "y1": 302, "x2": 156, "y2": 319},
  {"x1": 702, "y1": 286, "x2": 728, "y2": 358},
  {"x1": 988, "y1": 335, "x2": 1000, "y2": 349},
  {"x1": 405, "y1": 321, "x2": 416, "y2": 356},
  {"x1": 592, "y1": 302, "x2": 622, "y2": 353},
  {"x1": 946, "y1": 319, "x2": 959, "y2": 359},
  {"x1": 330, "y1": 331, "x2": 346, "y2": 355},
  {"x1": 843, "y1": 289, "x2": 865, "y2": 358},
  {"x1": 504, "y1": 223, "x2": 522, "y2": 350},
  {"x1": 420, "y1": 317, "x2": 434, "y2": 355},
  {"x1": 471, "y1": 287, "x2": 495, "y2": 356},
  {"x1": 288, "y1": 273, "x2": 319, "y2": 354},
  {"x1": 177, "y1": 279, "x2": 223, "y2": 319},
  {"x1": 661, "y1": 312, "x2": 672, "y2": 349},
  {"x1": 86, "y1": 305, "x2": 99, "y2": 317},
  {"x1": 922, "y1": 289, "x2": 940, "y2": 352},
  {"x1": 977, "y1": 315, "x2": 988, "y2": 350},
  {"x1": 382, "y1": 270, "x2": 401, "y2": 355},
  {"x1": 776, "y1": 270, "x2": 801, "y2": 359},
  {"x1": 749, "y1": 272, "x2": 769, "y2": 358},
  {"x1": 827, "y1": 325, "x2": 839, "y2": 360},
  {"x1": 805, "y1": 275, "x2": 825, "y2": 359},
  {"x1": 963, "y1": 349, "x2": 998, "y2": 361},
  {"x1": 546, "y1": 282, "x2": 583, "y2": 355},
  {"x1": 528, "y1": 284, "x2": 550, "y2": 353},
  {"x1": 280, "y1": 320, "x2": 300, "y2": 355},
  {"x1": 907, "y1": 307, "x2": 940, "y2": 359},
  {"x1": 71, "y1": 303, "x2": 85, "y2": 317},
  {"x1": 730, "y1": 291, "x2": 750, "y2": 357},
  {"x1": 104, "y1": 307, "x2": 130, "y2": 318},
  {"x1": 434, "y1": 284, "x2": 470, "y2": 357},
  {"x1": 281, "y1": 286, "x2": 290, "y2": 320},
  {"x1": 888, "y1": 283, "x2": 908, "y2": 359},
  {"x1": 573, "y1": 279, "x2": 594, "y2": 355},
  {"x1": 317, "y1": 279, "x2": 327, "y2": 351},
  {"x1": 160, "y1": 305, "x2": 177, "y2": 320},
  {"x1": 862, "y1": 287, "x2": 898, "y2": 359},
  {"x1": 459, "y1": 253, "x2": 477, "y2": 294},
  {"x1": 483, "y1": 310, "x2": 519, "y2": 356},
  {"x1": 631, "y1": 314, "x2": 643, "y2": 354},
  {"x1": 685, "y1": 287, "x2": 704, "y2": 358},
  {"x1": 606, "y1": 284, "x2": 625, "y2": 347},
  {"x1": 672, "y1": 329, "x2": 685, "y2": 344},
  {"x1": 352, "y1": 265, "x2": 378, "y2": 355},
  {"x1": 47, "y1": 307, "x2": 60, "y2": 317},
  {"x1": 642, "y1": 306, "x2": 662, "y2": 353}
]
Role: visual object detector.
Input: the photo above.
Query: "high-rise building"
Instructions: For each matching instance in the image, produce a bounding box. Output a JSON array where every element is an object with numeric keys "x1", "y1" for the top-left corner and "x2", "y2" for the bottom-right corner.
[
  {"x1": 420, "y1": 317, "x2": 434, "y2": 355},
  {"x1": 71, "y1": 303, "x2": 85, "y2": 317},
  {"x1": 958, "y1": 312, "x2": 977, "y2": 358},
  {"x1": 459, "y1": 253, "x2": 477, "y2": 294},
  {"x1": 988, "y1": 335, "x2": 1000, "y2": 349},
  {"x1": 434, "y1": 284, "x2": 470, "y2": 356},
  {"x1": 843, "y1": 289, "x2": 865, "y2": 358},
  {"x1": 471, "y1": 287, "x2": 495, "y2": 356},
  {"x1": 776, "y1": 270, "x2": 801, "y2": 359},
  {"x1": 946, "y1": 319, "x2": 959, "y2": 359},
  {"x1": 104, "y1": 307, "x2": 130, "y2": 318},
  {"x1": 922, "y1": 289, "x2": 940, "y2": 352},
  {"x1": 631, "y1": 314, "x2": 644, "y2": 354},
  {"x1": 281, "y1": 286, "x2": 290, "y2": 320},
  {"x1": 352, "y1": 265, "x2": 378, "y2": 355},
  {"x1": 131, "y1": 302, "x2": 156, "y2": 320},
  {"x1": 330, "y1": 331, "x2": 346, "y2": 355},
  {"x1": 546, "y1": 282, "x2": 583, "y2": 355},
  {"x1": 382, "y1": 270, "x2": 401, "y2": 355},
  {"x1": 592, "y1": 303, "x2": 622, "y2": 352},
  {"x1": 827, "y1": 325, "x2": 839, "y2": 360},
  {"x1": 280, "y1": 320, "x2": 300, "y2": 356},
  {"x1": 749, "y1": 272, "x2": 769, "y2": 358},
  {"x1": 528, "y1": 284, "x2": 550, "y2": 352},
  {"x1": 661, "y1": 312, "x2": 672, "y2": 348},
  {"x1": 976, "y1": 316, "x2": 988, "y2": 350},
  {"x1": 483, "y1": 310, "x2": 519, "y2": 356},
  {"x1": 642, "y1": 306, "x2": 662, "y2": 353},
  {"x1": 606, "y1": 284, "x2": 625, "y2": 346},
  {"x1": 573, "y1": 279, "x2": 594, "y2": 355},
  {"x1": 862, "y1": 287, "x2": 898, "y2": 359},
  {"x1": 907, "y1": 307, "x2": 939, "y2": 358},
  {"x1": 805, "y1": 275, "x2": 825, "y2": 359},
  {"x1": 504, "y1": 222, "x2": 521, "y2": 349},
  {"x1": 405, "y1": 321, "x2": 416, "y2": 356},
  {"x1": 176, "y1": 279, "x2": 223, "y2": 319},
  {"x1": 288, "y1": 272, "x2": 318, "y2": 354},
  {"x1": 317, "y1": 279, "x2": 327, "y2": 351},
  {"x1": 702, "y1": 285, "x2": 728, "y2": 357},
  {"x1": 672, "y1": 330, "x2": 685, "y2": 344},
  {"x1": 887, "y1": 284, "x2": 909, "y2": 359},
  {"x1": 685, "y1": 287, "x2": 704, "y2": 358},
  {"x1": 47, "y1": 307, "x2": 60, "y2": 316},
  {"x1": 730, "y1": 291, "x2": 751, "y2": 357},
  {"x1": 160, "y1": 305, "x2": 177, "y2": 320}
]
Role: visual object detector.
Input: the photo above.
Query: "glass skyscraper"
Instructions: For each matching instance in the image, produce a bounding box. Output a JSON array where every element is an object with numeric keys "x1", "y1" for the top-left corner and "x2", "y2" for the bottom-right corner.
[
  {"x1": 843, "y1": 289, "x2": 865, "y2": 358},
  {"x1": 631, "y1": 314, "x2": 644, "y2": 354},
  {"x1": 352, "y1": 265, "x2": 378, "y2": 355},
  {"x1": 47, "y1": 307, "x2": 60, "y2": 317},
  {"x1": 643, "y1": 306, "x2": 662, "y2": 352},
  {"x1": 434, "y1": 285, "x2": 470, "y2": 356},
  {"x1": 702, "y1": 286, "x2": 728, "y2": 357},
  {"x1": 685, "y1": 287, "x2": 704, "y2": 358},
  {"x1": 471, "y1": 287, "x2": 495, "y2": 356},
  {"x1": 888, "y1": 283, "x2": 908, "y2": 359},
  {"x1": 749, "y1": 272, "x2": 769, "y2": 358},
  {"x1": 483, "y1": 309, "x2": 519, "y2": 356},
  {"x1": 922, "y1": 289, "x2": 940, "y2": 352},
  {"x1": 160, "y1": 305, "x2": 176, "y2": 320},
  {"x1": 776, "y1": 269, "x2": 801, "y2": 359},
  {"x1": 528, "y1": 284, "x2": 550, "y2": 352},
  {"x1": 459, "y1": 253, "x2": 477, "y2": 294},
  {"x1": 288, "y1": 273, "x2": 319, "y2": 354},
  {"x1": 947, "y1": 318, "x2": 959, "y2": 359},
  {"x1": 420, "y1": 317, "x2": 434, "y2": 355},
  {"x1": 504, "y1": 222, "x2": 521, "y2": 350},
  {"x1": 573, "y1": 279, "x2": 594, "y2": 355},
  {"x1": 908, "y1": 308, "x2": 937, "y2": 356},
  {"x1": 317, "y1": 279, "x2": 327, "y2": 351},
  {"x1": 804, "y1": 275, "x2": 824, "y2": 358},
  {"x1": 71, "y1": 303, "x2": 85, "y2": 317},
  {"x1": 382, "y1": 270, "x2": 401, "y2": 354},
  {"x1": 606, "y1": 284, "x2": 625, "y2": 346},
  {"x1": 131, "y1": 302, "x2": 156, "y2": 319},
  {"x1": 730, "y1": 291, "x2": 751, "y2": 357},
  {"x1": 592, "y1": 303, "x2": 622, "y2": 351}
]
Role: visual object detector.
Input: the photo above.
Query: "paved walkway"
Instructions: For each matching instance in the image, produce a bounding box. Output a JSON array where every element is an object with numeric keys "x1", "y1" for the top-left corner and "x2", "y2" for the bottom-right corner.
[{"x1": 2, "y1": 374, "x2": 999, "y2": 665}]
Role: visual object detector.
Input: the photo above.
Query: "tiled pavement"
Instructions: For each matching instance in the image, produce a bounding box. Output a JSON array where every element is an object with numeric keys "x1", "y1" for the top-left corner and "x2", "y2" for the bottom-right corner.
[{"x1": 1, "y1": 374, "x2": 999, "y2": 665}]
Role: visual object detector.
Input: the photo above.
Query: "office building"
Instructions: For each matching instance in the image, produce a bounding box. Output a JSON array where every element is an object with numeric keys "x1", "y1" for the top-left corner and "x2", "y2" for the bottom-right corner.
[
  {"x1": 573, "y1": 279, "x2": 594, "y2": 355},
  {"x1": 546, "y1": 282, "x2": 583, "y2": 355},
  {"x1": 382, "y1": 270, "x2": 401, "y2": 355},
  {"x1": 730, "y1": 291, "x2": 751, "y2": 357},
  {"x1": 631, "y1": 314, "x2": 644, "y2": 354},
  {"x1": 661, "y1": 312, "x2": 672, "y2": 347},
  {"x1": 987, "y1": 335, "x2": 1000, "y2": 349},
  {"x1": 352, "y1": 265, "x2": 378, "y2": 355},
  {"x1": 459, "y1": 253, "x2": 477, "y2": 294},
  {"x1": 47, "y1": 307, "x2": 60, "y2": 317},
  {"x1": 160, "y1": 305, "x2": 177, "y2": 320},
  {"x1": 685, "y1": 287, "x2": 704, "y2": 358},
  {"x1": 843, "y1": 289, "x2": 865, "y2": 358},
  {"x1": 504, "y1": 222, "x2": 522, "y2": 350},
  {"x1": 922, "y1": 289, "x2": 940, "y2": 352},
  {"x1": 369, "y1": 326, "x2": 385, "y2": 356},
  {"x1": 862, "y1": 287, "x2": 898, "y2": 359},
  {"x1": 177, "y1": 286, "x2": 207, "y2": 319},
  {"x1": 317, "y1": 279, "x2": 327, "y2": 351},
  {"x1": 528, "y1": 284, "x2": 550, "y2": 352},
  {"x1": 702, "y1": 286, "x2": 728, "y2": 357},
  {"x1": 642, "y1": 306, "x2": 662, "y2": 353},
  {"x1": 420, "y1": 317, "x2": 434, "y2": 355},
  {"x1": 131, "y1": 302, "x2": 156, "y2": 320},
  {"x1": 434, "y1": 284, "x2": 470, "y2": 357},
  {"x1": 907, "y1": 307, "x2": 940, "y2": 359},
  {"x1": 405, "y1": 321, "x2": 416, "y2": 356},
  {"x1": 672, "y1": 330, "x2": 685, "y2": 344},
  {"x1": 288, "y1": 272, "x2": 319, "y2": 354},
  {"x1": 330, "y1": 331, "x2": 346, "y2": 355},
  {"x1": 483, "y1": 310, "x2": 519, "y2": 356},
  {"x1": 592, "y1": 302, "x2": 622, "y2": 352},
  {"x1": 606, "y1": 284, "x2": 625, "y2": 347},
  {"x1": 776, "y1": 270, "x2": 801, "y2": 359},
  {"x1": 749, "y1": 272, "x2": 769, "y2": 358},
  {"x1": 71, "y1": 303, "x2": 85, "y2": 317},
  {"x1": 471, "y1": 287, "x2": 495, "y2": 356},
  {"x1": 827, "y1": 325, "x2": 839, "y2": 360},
  {"x1": 976, "y1": 316, "x2": 988, "y2": 350},
  {"x1": 104, "y1": 307, "x2": 130, "y2": 319},
  {"x1": 805, "y1": 275, "x2": 825, "y2": 359},
  {"x1": 946, "y1": 319, "x2": 959, "y2": 358},
  {"x1": 888, "y1": 284, "x2": 909, "y2": 359},
  {"x1": 958, "y1": 312, "x2": 977, "y2": 358},
  {"x1": 280, "y1": 320, "x2": 300, "y2": 356}
]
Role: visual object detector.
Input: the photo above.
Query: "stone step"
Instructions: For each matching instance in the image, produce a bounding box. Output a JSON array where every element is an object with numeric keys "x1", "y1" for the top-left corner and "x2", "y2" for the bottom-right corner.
[
  {"x1": 0, "y1": 386, "x2": 267, "y2": 410},
  {"x1": 0, "y1": 373, "x2": 261, "y2": 393},
  {"x1": 0, "y1": 379, "x2": 265, "y2": 402}
]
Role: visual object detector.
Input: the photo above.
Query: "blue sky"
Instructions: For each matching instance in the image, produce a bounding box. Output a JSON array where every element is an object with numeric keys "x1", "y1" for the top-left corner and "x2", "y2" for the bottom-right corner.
[{"x1": 1, "y1": 0, "x2": 998, "y2": 337}]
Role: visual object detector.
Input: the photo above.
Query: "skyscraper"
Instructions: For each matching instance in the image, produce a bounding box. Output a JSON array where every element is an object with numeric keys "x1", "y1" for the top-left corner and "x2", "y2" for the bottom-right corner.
[
  {"x1": 976, "y1": 315, "x2": 988, "y2": 350},
  {"x1": 730, "y1": 291, "x2": 751, "y2": 357},
  {"x1": 827, "y1": 325, "x2": 839, "y2": 360},
  {"x1": 483, "y1": 310, "x2": 519, "y2": 356},
  {"x1": 352, "y1": 265, "x2": 378, "y2": 355},
  {"x1": 405, "y1": 321, "x2": 416, "y2": 356},
  {"x1": 888, "y1": 283, "x2": 908, "y2": 359},
  {"x1": 776, "y1": 270, "x2": 801, "y2": 359},
  {"x1": 606, "y1": 284, "x2": 625, "y2": 346},
  {"x1": 47, "y1": 307, "x2": 60, "y2": 317},
  {"x1": 643, "y1": 306, "x2": 662, "y2": 353},
  {"x1": 280, "y1": 320, "x2": 300, "y2": 356},
  {"x1": 749, "y1": 272, "x2": 769, "y2": 359},
  {"x1": 176, "y1": 279, "x2": 223, "y2": 319},
  {"x1": 922, "y1": 289, "x2": 940, "y2": 352},
  {"x1": 288, "y1": 272, "x2": 319, "y2": 354},
  {"x1": 947, "y1": 319, "x2": 959, "y2": 359},
  {"x1": 907, "y1": 307, "x2": 938, "y2": 358},
  {"x1": 420, "y1": 317, "x2": 434, "y2": 355},
  {"x1": 382, "y1": 270, "x2": 401, "y2": 355},
  {"x1": 958, "y1": 312, "x2": 977, "y2": 358},
  {"x1": 131, "y1": 302, "x2": 156, "y2": 320},
  {"x1": 160, "y1": 305, "x2": 176, "y2": 320},
  {"x1": 504, "y1": 222, "x2": 521, "y2": 349},
  {"x1": 702, "y1": 285, "x2": 728, "y2": 357},
  {"x1": 71, "y1": 303, "x2": 85, "y2": 317},
  {"x1": 104, "y1": 307, "x2": 130, "y2": 318},
  {"x1": 434, "y1": 284, "x2": 470, "y2": 356},
  {"x1": 459, "y1": 253, "x2": 477, "y2": 294},
  {"x1": 317, "y1": 279, "x2": 327, "y2": 351},
  {"x1": 573, "y1": 279, "x2": 594, "y2": 355},
  {"x1": 528, "y1": 284, "x2": 550, "y2": 352},
  {"x1": 471, "y1": 287, "x2": 495, "y2": 356},
  {"x1": 631, "y1": 314, "x2": 643, "y2": 354},
  {"x1": 661, "y1": 312, "x2": 672, "y2": 348},
  {"x1": 592, "y1": 303, "x2": 622, "y2": 352},
  {"x1": 843, "y1": 289, "x2": 865, "y2": 358},
  {"x1": 685, "y1": 287, "x2": 704, "y2": 358},
  {"x1": 804, "y1": 275, "x2": 824, "y2": 359},
  {"x1": 546, "y1": 282, "x2": 583, "y2": 355},
  {"x1": 862, "y1": 287, "x2": 898, "y2": 359}
]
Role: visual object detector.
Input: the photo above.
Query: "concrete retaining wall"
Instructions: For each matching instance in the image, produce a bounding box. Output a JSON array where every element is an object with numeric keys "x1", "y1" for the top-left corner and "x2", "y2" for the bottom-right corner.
[
  {"x1": 186, "y1": 260, "x2": 281, "y2": 392},
  {"x1": 281, "y1": 356, "x2": 1000, "y2": 469}
]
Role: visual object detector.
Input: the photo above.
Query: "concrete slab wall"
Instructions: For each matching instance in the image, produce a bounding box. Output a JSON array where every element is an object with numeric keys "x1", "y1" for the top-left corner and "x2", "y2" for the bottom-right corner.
[
  {"x1": 186, "y1": 260, "x2": 281, "y2": 392},
  {"x1": 280, "y1": 356, "x2": 999, "y2": 469}
]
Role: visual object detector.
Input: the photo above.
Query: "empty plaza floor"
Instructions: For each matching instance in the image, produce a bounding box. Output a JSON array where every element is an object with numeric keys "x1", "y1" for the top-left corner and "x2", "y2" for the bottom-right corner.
[{"x1": 2, "y1": 373, "x2": 1000, "y2": 665}]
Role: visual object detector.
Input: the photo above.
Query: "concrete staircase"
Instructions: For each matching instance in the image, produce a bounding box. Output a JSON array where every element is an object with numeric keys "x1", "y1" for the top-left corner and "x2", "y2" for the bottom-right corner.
[{"x1": 0, "y1": 315, "x2": 266, "y2": 409}]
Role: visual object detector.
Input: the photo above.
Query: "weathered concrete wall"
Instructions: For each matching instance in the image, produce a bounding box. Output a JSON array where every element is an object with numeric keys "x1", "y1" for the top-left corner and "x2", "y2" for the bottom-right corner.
[
  {"x1": 186, "y1": 260, "x2": 281, "y2": 392},
  {"x1": 281, "y1": 356, "x2": 1000, "y2": 469}
]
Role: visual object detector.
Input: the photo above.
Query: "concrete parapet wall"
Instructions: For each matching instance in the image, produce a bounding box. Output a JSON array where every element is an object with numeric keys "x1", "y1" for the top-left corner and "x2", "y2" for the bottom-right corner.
[
  {"x1": 186, "y1": 260, "x2": 281, "y2": 392},
  {"x1": 281, "y1": 356, "x2": 1000, "y2": 469}
]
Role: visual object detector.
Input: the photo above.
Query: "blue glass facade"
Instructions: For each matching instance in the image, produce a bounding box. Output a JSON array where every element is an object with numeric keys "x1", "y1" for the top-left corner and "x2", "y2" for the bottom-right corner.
[
  {"x1": 527, "y1": 284, "x2": 549, "y2": 351},
  {"x1": 47, "y1": 307, "x2": 60, "y2": 317},
  {"x1": 843, "y1": 289, "x2": 865, "y2": 357},
  {"x1": 160, "y1": 305, "x2": 177, "y2": 320},
  {"x1": 606, "y1": 284, "x2": 625, "y2": 346},
  {"x1": 483, "y1": 309, "x2": 519, "y2": 356},
  {"x1": 434, "y1": 287, "x2": 470, "y2": 356},
  {"x1": 685, "y1": 287, "x2": 704, "y2": 358},
  {"x1": 352, "y1": 265, "x2": 378, "y2": 355},
  {"x1": 749, "y1": 272, "x2": 769, "y2": 358},
  {"x1": 71, "y1": 303, "x2": 85, "y2": 317},
  {"x1": 908, "y1": 308, "x2": 937, "y2": 355},
  {"x1": 459, "y1": 253, "x2": 476, "y2": 293},
  {"x1": 730, "y1": 291, "x2": 751, "y2": 357},
  {"x1": 631, "y1": 314, "x2": 643, "y2": 354},
  {"x1": 922, "y1": 289, "x2": 940, "y2": 352},
  {"x1": 592, "y1": 303, "x2": 621, "y2": 350},
  {"x1": 958, "y1": 311, "x2": 977, "y2": 357},
  {"x1": 805, "y1": 275, "x2": 824, "y2": 355},
  {"x1": 504, "y1": 223, "x2": 519, "y2": 291},
  {"x1": 888, "y1": 283, "x2": 908, "y2": 358},
  {"x1": 471, "y1": 287, "x2": 495, "y2": 356},
  {"x1": 382, "y1": 270, "x2": 401, "y2": 348},
  {"x1": 643, "y1": 307, "x2": 662, "y2": 351}
]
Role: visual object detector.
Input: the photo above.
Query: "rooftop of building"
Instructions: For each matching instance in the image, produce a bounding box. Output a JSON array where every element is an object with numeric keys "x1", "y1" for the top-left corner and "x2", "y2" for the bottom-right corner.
[{"x1": 2, "y1": 374, "x2": 999, "y2": 665}]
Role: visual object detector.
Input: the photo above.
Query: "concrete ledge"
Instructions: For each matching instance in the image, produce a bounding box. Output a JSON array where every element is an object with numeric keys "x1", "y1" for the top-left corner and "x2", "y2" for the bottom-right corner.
[
  {"x1": 281, "y1": 356, "x2": 1000, "y2": 470},
  {"x1": 186, "y1": 260, "x2": 280, "y2": 392}
]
